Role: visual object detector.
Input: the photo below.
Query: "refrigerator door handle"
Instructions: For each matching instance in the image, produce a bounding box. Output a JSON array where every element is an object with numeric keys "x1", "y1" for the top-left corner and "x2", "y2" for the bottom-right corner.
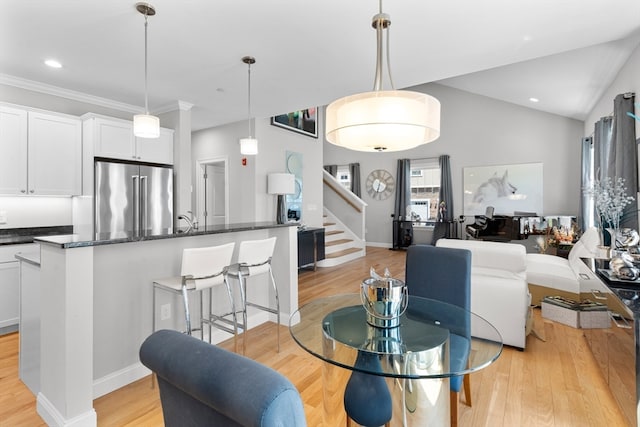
[
  {"x1": 132, "y1": 175, "x2": 139, "y2": 234},
  {"x1": 141, "y1": 175, "x2": 148, "y2": 231}
]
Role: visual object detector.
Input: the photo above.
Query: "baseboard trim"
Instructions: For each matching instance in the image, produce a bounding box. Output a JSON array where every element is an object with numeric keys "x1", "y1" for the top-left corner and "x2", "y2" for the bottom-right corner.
[
  {"x1": 37, "y1": 392, "x2": 97, "y2": 427},
  {"x1": 0, "y1": 318, "x2": 18, "y2": 330},
  {"x1": 366, "y1": 242, "x2": 392, "y2": 248},
  {"x1": 92, "y1": 311, "x2": 287, "y2": 398},
  {"x1": 0, "y1": 323, "x2": 18, "y2": 335},
  {"x1": 93, "y1": 363, "x2": 151, "y2": 399}
]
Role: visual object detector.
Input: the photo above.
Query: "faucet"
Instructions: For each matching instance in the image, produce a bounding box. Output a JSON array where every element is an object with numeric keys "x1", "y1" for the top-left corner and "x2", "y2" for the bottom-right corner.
[{"x1": 178, "y1": 211, "x2": 198, "y2": 231}]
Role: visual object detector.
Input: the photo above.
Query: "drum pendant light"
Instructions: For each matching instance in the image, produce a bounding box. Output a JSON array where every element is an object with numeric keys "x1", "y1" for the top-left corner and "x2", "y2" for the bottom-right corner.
[
  {"x1": 133, "y1": 2, "x2": 160, "y2": 139},
  {"x1": 239, "y1": 56, "x2": 258, "y2": 155},
  {"x1": 325, "y1": 1, "x2": 440, "y2": 152}
]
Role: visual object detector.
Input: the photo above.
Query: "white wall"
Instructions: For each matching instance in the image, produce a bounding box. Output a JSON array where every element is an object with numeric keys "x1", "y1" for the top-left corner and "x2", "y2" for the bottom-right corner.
[
  {"x1": 584, "y1": 42, "x2": 640, "y2": 137},
  {"x1": 323, "y1": 83, "x2": 584, "y2": 245},
  {"x1": 191, "y1": 120, "x2": 257, "y2": 224},
  {"x1": 191, "y1": 115, "x2": 324, "y2": 227}
]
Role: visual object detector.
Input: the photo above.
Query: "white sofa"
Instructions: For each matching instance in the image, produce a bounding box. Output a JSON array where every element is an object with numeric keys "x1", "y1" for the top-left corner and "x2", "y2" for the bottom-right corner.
[
  {"x1": 526, "y1": 227, "x2": 601, "y2": 305},
  {"x1": 436, "y1": 238, "x2": 530, "y2": 350}
]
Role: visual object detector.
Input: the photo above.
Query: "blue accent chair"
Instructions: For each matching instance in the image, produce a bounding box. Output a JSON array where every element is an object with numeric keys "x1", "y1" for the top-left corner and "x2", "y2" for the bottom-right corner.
[
  {"x1": 405, "y1": 244, "x2": 472, "y2": 427},
  {"x1": 139, "y1": 329, "x2": 307, "y2": 427},
  {"x1": 343, "y1": 350, "x2": 392, "y2": 426}
]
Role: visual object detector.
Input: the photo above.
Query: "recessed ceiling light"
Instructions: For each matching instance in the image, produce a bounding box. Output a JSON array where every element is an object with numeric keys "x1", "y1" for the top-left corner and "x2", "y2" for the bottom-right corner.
[
  {"x1": 529, "y1": 97, "x2": 539, "y2": 103},
  {"x1": 44, "y1": 59, "x2": 62, "y2": 69}
]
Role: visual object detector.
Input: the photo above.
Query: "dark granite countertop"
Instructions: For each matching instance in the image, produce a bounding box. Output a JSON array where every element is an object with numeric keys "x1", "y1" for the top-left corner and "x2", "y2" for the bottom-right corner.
[
  {"x1": 0, "y1": 225, "x2": 73, "y2": 246},
  {"x1": 35, "y1": 221, "x2": 298, "y2": 249}
]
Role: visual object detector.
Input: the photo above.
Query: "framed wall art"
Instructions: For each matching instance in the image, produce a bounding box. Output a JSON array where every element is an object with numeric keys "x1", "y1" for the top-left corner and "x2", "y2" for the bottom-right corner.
[
  {"x1": 271, "y1": 108, "x2": 317, "y2": 138},
  {"x1": 463, "y1": 162, "x2": 543, "y2": 216}
]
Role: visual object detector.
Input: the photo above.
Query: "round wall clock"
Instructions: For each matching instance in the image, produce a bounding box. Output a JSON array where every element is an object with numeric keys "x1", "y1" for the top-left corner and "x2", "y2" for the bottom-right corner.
[{"x1": 366, "y1": 169, "x2": 395, "y2": 200}]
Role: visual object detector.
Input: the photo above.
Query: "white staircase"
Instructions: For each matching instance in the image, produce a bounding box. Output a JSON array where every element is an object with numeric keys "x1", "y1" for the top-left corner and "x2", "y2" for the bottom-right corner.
[{"x1": 317, "y1": 210, "x2": 365, "y2": 267}]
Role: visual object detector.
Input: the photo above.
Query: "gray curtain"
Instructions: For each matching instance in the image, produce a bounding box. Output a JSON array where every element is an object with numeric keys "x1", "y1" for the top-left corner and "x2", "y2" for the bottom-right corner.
[
  {"x1": 349, "y1": 163, "x2": 361, "y2": 197},
  {"x1": 394, "y1": 159, "x2": 411, "y2": 221},
  {"x1": 593, "y1": 94, "x2": 637, "y2": 231},
  {"x1": 611, "y1": 94, "x2": 637, "y2": 230},
  {"x1": 579, "y1": 137, "x2": 593, "y2": 232},
  {"x1": 323, "y1": 165, "x2": 337, "y2": 177},
  {"x1": 593, "y1": 117, "x2": 613, "y2": 182},
  {"x1": 432, "y1": 155, "x2": 453, "y2": 243}
]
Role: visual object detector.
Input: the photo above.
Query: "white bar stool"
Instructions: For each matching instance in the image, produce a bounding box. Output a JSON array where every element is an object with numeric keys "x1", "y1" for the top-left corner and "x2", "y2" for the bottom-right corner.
[
  {"x1": 227, "y1": 236, "x2": 280, "y2": 353},
  {"x1": 152, "y1": 242, "x2": 237, "y2": 346}
]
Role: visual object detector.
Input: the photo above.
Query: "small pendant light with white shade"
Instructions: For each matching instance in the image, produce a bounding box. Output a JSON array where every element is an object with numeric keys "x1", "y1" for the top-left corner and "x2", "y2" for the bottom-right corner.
[
  {"x1": 325, "y1": 0, "x2": 440, "y2": 152},
  {"x1": 133, "y1": 2, "x2": 160, "y2": 139},
  {"x1": 239, "y1": 56, "x2": 258, "y2": 155}
]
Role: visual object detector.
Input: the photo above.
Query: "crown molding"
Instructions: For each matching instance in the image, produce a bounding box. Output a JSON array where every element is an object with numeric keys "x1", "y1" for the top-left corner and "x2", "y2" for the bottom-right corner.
[
  {"x1": 0, "y1": 73, "x2": 143, "y2": 114},
  {"x1": 154, "y1": 100, "x2": 194, "y2": 115},
  {"x1": 177, "y1": 100, "x2": 194, "y2": 111}
]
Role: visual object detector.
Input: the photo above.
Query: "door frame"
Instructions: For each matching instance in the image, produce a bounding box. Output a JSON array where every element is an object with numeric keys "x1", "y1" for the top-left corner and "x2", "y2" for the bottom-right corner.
[{"x1": 195, "y1": 156, "x2": 229, "y2": 227}]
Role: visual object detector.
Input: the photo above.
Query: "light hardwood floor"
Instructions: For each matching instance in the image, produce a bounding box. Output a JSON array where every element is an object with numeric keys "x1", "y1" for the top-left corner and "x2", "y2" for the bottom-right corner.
[{"x1": 0, "y1": 246, "x2": 629, "y2": 426}]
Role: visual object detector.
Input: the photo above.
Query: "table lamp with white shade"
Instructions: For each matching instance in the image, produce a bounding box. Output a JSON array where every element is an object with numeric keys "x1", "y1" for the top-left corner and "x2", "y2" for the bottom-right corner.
[{"x1": 268, "y1": 173, "x2": 295, "y2": 224}]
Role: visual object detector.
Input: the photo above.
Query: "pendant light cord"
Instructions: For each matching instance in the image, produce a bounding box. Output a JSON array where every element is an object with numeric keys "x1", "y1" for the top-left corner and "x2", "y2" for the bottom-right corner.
[
  {"x1": 247, "y1": 61, "x2": 253, "y2": 137},
  {"x1": 144, "y1": 13, "x2": 149, "y2": 114}
]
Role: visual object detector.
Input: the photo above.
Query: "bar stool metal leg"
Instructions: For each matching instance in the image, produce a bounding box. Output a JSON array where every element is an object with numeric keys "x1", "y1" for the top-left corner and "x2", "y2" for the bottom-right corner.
[
  {"x1": 240, "y1": 263, "x2": 280, "y2": 352},
  {"x1": 181, "y1": 279, "x2": 192, "y2": 336},
  {"x1": 268, "y1": 266, "x2": 280, "y2": 352},
  {"x1": 228, "y1": 237, "x2": 279, "y2": 353}
]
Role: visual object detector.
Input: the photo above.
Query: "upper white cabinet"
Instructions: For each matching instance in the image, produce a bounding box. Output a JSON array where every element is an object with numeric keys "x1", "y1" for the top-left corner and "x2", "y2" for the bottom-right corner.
[
  {"x1": 136, "y1": 128, "x2": 174, "y2": 165},
  {"x1": 0, "y1": 106, "x2": 28, "y2": 194},
  {"x1": 28, "y1": 112, "x2": 82, "y2": 195},
  {"x1": 86, "y1": 115, "x2": 173, "y2": 165},
  {"x1": 91, "y1": 117, "x2": 135, "y2": 160},
  {"x1": 0, "y1": 105, "x2": 81, "y2": 196}
]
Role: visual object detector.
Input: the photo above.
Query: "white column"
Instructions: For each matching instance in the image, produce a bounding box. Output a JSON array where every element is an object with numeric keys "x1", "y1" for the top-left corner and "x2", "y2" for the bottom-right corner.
[
  {"x1": 275, "y1": 225, "x2": 298, "y2": 323},
  {"x1": 37, "y1": 244, "x2": 96, "y2": 427}
]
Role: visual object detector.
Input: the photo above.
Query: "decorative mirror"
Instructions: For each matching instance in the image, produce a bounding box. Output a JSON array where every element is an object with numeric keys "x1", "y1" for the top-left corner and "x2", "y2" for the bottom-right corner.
[{"x1": 286, "y1": 151, "x2": 303, "y2": 221}]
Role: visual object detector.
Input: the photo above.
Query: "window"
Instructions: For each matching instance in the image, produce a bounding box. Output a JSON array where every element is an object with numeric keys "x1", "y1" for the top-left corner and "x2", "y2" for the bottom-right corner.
[
  {"x1": 337, "y1": 165, "x2": 351, "y2": 190},
  {"x1": 409, "y1": 159, "x2": 440, "y2": 225}
]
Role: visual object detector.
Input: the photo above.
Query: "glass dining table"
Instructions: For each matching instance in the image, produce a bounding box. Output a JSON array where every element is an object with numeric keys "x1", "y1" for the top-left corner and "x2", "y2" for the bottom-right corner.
[{"x1": 289, "y1": 293, "x2": 503, "y2": 426}]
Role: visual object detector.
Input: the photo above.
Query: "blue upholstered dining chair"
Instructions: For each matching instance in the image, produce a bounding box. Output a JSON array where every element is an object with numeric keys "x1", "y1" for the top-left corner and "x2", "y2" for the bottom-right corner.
[
  {"x1": 139, "y1": 329, "x2": 307, "y2": 427},
  {"x1": 405, "y1": 244, "x2": 472, "y2": 427},
  {"x1": 343, "y1": 350, "x2": 392, "y2": 427}
]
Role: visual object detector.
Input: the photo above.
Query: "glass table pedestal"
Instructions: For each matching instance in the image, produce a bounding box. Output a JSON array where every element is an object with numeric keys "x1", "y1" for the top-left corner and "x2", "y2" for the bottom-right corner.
[{"x1": 290, "y1": 294, "x2": 503, "y2": 427}]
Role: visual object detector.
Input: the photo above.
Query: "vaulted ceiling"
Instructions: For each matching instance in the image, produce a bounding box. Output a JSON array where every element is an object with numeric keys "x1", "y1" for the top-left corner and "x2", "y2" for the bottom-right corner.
[{"x1": 1, "y1": 1, "x2": 639, "y2": 131}]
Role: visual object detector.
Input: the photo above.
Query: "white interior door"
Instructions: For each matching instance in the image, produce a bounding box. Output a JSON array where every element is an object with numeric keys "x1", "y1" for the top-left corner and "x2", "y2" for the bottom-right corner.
[{"x1": 196, "y1": 158, "x2": 228, "y2": 227}]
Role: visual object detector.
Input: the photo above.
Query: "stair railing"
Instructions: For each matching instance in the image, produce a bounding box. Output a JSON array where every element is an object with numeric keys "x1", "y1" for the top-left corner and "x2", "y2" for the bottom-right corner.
[{"x1": 322, "y1": 169, "x2": 367, "y2": 241}]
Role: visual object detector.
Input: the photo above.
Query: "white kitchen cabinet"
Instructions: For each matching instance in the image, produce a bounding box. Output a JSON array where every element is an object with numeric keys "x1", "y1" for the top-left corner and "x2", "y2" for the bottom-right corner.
[
  {"x1": 0, "y1": 262, "x2": 19, "y2": 332},
  {"x1": 0, "y1": 243, "x2": 36, "y2": 335},
  {"x1": 90, "y1": 116, "x2": 135, "y2": 161},
  {"x1": 0, "y1": 106, "x2": 28, "y2": 194},
  {"x1": 136, "y1": 127, "x2": 174, "y2": 165},
  {"x1": 18, "y1": 252, "x2": 41, "y2": 395},
  {"x1": 0, "y1": 105, "x2": 81, "y2": 196},
  {"x1": 28, "y1": 111, "x2": 82, "y2": 195},
  {"x1": 87, "y1": 115, "x2": 173, "y2": 165}
]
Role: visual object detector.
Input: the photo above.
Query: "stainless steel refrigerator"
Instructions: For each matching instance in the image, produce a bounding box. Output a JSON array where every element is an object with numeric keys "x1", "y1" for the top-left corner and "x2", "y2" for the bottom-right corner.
[{"x1": 95, "y1": 159, "x2": 173, "y2": 236}]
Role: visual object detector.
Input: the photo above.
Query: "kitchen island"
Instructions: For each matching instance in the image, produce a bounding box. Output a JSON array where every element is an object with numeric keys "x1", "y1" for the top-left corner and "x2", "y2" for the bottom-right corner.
[{"x1": 33, "y1": 222, "x2": 298, "y2": 427}]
